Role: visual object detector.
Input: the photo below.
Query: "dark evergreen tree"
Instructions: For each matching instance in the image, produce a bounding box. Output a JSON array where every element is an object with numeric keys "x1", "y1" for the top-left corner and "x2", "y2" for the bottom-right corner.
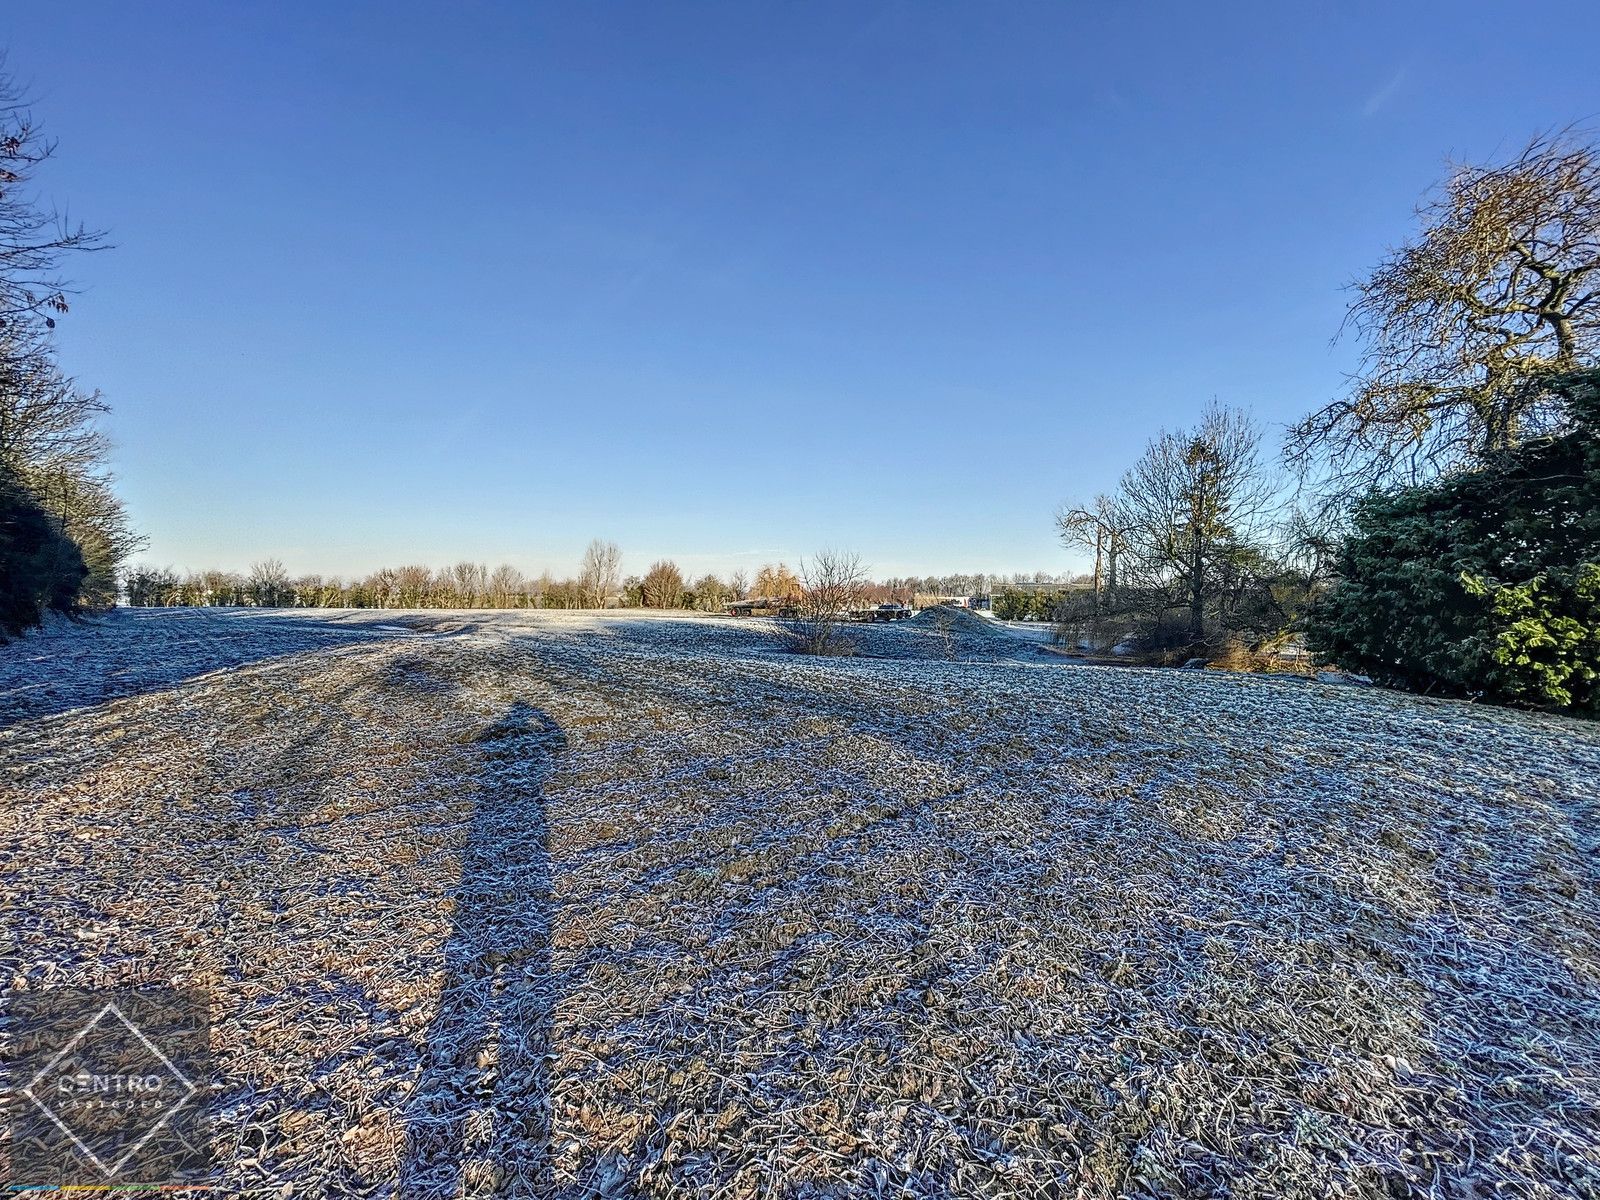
[
  {"x1": 1309, "y1": 372, "x2": 1600, "y2": 713},
  {"x1": 0, "y1": 469, "x2": 87, "y2": 639}
]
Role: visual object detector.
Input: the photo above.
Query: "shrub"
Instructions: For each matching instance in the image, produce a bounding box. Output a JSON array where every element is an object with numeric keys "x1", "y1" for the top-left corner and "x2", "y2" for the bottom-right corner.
[
  {"x1": 1308, "y1": 371, "x2": 1600, "y2": 714},
  {"x1": 0, "y1": 470, "x2": 88, "y2": 640},
  {"x1": 788, "y1": 551, "x2": 867, "y2": 656},
  {"x1": 1461, "y1": 566, "x2": 1600, "y2": 711}
]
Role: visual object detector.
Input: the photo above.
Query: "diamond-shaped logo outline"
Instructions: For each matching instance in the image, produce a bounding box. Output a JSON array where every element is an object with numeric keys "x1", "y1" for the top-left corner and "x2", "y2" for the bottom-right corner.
[{"x1": 20, "y1": 1002, "x2": 198, "y2": 1179}]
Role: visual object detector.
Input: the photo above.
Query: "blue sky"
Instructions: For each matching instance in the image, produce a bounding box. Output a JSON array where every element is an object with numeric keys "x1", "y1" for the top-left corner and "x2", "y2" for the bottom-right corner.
[{"x1": 5, "y1": 2, "x2": 1597, "y2": 581}]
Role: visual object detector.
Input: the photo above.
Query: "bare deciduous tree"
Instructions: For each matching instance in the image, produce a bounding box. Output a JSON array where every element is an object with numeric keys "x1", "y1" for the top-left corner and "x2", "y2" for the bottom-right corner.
[
  {"x1": 449, "y1": 561, "x2": 487, "y2": 607},
  {"x1": 0, "y1": 59, "x2": 107, "y2": 340},
  {"x1": 247, "y1": 558, "x2": 290, "y2": 607},
  {"x1": 1290, "y1": 132, "x2": 1600, "y2": 496},
  {"x1": 0, "y1": 338, "x2": 108, "y2": 473},
  {"x1": 1120, "y1": 404, "x2": 1272, "y2": 647},
  {"x1": 0, "y1": 65, "x2": 128, "y2": 627},
  {"x1": 394, "y1": 564, "x2": 433, "y2": 607},
  {"x1": 578, "y1": 538, "x2": 622, "y2": 609},
  {"x1": 26, "y1": 462, "x2": 139, "y2": 606},
  {"x1": 1055, "y1": 493, "x2": 1128, "y2": 599},
  {"x1": 791, "y1": 550, "x2": 868, "y2": 655},
  {"x1": 488, "y1": 563, "x2": 524, "y2": 608}
]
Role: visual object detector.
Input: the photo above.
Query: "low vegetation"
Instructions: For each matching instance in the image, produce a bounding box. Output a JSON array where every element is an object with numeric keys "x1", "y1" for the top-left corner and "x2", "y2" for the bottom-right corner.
[
  {"x1": 785, "y1": 550, "x2": 870, "y2": 656},
  {"x1": 4, "y1": 608, "x2": 1596, "y2": 1197}
]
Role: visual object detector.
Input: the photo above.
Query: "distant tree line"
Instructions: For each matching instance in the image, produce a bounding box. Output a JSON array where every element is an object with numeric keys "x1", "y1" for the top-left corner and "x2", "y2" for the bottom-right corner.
[
  {"x1": 125, "y1": 559, "x2": 569, "y2": 610},
  {"x1": 0, "y1": 61, "x2": 138, "y2": 639},
  {"x1": 126, "y1": 541, "x2": 640, "y2": 611},
  {"x1": 1056, "y1": 132, "x2": 1600, "y2": 712},
  {"x1": 125, "y1": 540, "x2": 1053, "y2": 614},
  {"x1": 117, "y1": 546, "x2": 782, "y2": 612}
]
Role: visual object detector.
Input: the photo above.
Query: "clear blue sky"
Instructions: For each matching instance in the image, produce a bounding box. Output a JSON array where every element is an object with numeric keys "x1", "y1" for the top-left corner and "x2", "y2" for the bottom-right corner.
[{"x1": 5, "y1": 2, "x2": 1597, "y2": 581}]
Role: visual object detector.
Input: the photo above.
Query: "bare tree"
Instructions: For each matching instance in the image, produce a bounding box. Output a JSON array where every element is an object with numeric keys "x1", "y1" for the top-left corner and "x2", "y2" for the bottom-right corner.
[
  {"x1": 1290, "y1": 132, "x2": 1600, "y2": 496},
  {"x1": 394, "y1": 564, "x2": 432, "y2": 607},
  {"x1": 369, "y1": 567, "x2": 399, "y2": 609},
  {"x1": 487, "y1": 563, "x2": 524, "y2": 608},
  {"x1": 247, "y1": 558, "x2": 291, "y2": 607},
  {"x1": 930, "y1": 604, "x2": 958, "y2": 659},
  {"x1": 532, "y1": 570, "x2": 554, "y2": 609},
  {"x1": 0, "y1": 66, "x2": 128, "y2": 622},
  {"x1": 578, "y1": 538, "x2": 622, "y2": 609},
  {"x1": 1055, "y1": 493, "x2": 1128, "y2": 600},
  {"x1": 1053, "y1": 494, "x2": 1129, "y2": 651},
  {"x1": 449, "y1": 561, "x2": 487, "y2": 608},
  {"x1": 791, "y1": 550, "x2": 868, "y2": 655},
  {"x1": 1120, "y1": 404, "x2": 1272, "y2": 648},
  {"x1": 0, "y1": 338, "x2": 108, "y2": 473},
  {"x1": 0, "y1": 60, "x2": 108, "y2": 341},
  {"x1": 728, "y1": 569, "x2": 749, "y2": 600},
  {"x1": 124, "y1": 565, "x2": 179, "y2": 607},
  {"x1": 640, "y1": 559, "x2": 684, "y2": 608}
]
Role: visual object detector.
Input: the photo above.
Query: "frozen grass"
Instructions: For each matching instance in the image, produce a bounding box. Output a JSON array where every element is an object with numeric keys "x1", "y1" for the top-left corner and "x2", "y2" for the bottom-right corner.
[{"x1": 2, "y1": 607, "x2": 1598, "y2": 1197}]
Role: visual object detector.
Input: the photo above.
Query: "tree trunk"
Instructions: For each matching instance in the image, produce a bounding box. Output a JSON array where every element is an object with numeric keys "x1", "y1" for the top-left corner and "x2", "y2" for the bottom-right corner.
[{"x1": 1189, "y1": 530, "x2": 1204, "y2": 647}]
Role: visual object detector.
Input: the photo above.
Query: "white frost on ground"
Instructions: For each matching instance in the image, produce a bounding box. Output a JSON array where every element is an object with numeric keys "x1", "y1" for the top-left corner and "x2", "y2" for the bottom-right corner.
[{"x1": 2, "y1": 607, "x2": 1598, "y2": 1198}]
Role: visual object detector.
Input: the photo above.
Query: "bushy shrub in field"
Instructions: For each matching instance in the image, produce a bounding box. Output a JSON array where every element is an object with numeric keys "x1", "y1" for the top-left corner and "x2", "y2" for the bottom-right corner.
[
  {"x1": 1309, "y1": 371, "x2": 1600, "y2": 714},
  {"x1": 1460, "y1": 566, "x2": 1600, "y2": 712}
]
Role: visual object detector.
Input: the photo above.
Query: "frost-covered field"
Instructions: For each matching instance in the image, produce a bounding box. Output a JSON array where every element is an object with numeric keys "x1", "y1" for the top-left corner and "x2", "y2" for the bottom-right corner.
[{"x1": 3, "y1": 607, "x2": 1599, "y2": 1198}]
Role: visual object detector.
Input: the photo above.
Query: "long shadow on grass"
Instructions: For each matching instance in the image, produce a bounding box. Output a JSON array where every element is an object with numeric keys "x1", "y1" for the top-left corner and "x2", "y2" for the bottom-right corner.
[
  {"x1": 400, "y1": 702, "x2": 566, "y2": 1198},
  {"x1": 0, "y1": 607, "x2": 421, "y2": 730}
]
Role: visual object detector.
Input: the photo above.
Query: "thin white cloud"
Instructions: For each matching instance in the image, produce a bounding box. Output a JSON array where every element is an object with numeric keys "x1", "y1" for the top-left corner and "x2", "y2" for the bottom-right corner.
[{"x1": 1362, "y1": 67, "x2": 1408, "y2": 117}]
